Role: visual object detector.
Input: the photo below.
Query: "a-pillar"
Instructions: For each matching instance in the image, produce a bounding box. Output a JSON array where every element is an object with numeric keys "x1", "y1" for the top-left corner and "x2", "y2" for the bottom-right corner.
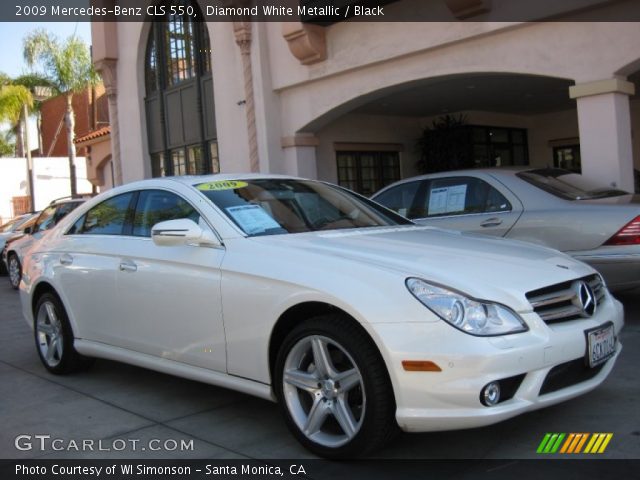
[
  {"x1": 570, "y1": 78, "x2": 635, "y2": 192},
  {"x1": 281, "y1": 135, "x2": 319, "y2": 179}
]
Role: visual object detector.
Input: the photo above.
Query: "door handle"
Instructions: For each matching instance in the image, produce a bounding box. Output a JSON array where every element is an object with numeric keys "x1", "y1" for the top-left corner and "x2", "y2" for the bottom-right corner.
[
  {"x1": 60, "y1": 254, "x2": 73, "y2": 266},
  {"x1": 480, "y1": 217, "x2": 503, "y2": 228},
  {"x1": 119, "y1": 260, "x2": 137, "y2": 272}
]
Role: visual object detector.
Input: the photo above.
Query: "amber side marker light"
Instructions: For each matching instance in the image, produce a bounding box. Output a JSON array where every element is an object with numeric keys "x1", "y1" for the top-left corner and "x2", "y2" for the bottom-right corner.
[{"x1": 402, "y1": 360, "x2": 442, "y2": 372}]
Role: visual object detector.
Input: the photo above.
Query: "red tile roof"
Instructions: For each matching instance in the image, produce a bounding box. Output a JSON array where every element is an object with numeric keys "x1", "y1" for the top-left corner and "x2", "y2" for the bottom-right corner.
[{"x1": 74, "y1": 126, "x2": 111, "y2": 144}]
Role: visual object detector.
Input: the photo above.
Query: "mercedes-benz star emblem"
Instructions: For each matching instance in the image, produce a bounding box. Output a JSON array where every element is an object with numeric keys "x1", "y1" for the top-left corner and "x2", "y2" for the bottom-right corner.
[{"x1": 576, "y1": 281, "x2": 597, "y2": 317}]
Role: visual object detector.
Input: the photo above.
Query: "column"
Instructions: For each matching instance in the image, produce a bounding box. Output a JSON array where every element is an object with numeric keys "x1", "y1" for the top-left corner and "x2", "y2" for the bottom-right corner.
[
  {"x1": 570, "y1": 78, "x2": 635, "y2": 193},
  {"x1": 281, "y1": 135, "x2": 319, "y2": 179},
  {"x1": 234, "y1": 21, "x2": 260, "y2": 173},
  {"x1": 95, "y1": 58, "x2": 122, "y2": 186}
]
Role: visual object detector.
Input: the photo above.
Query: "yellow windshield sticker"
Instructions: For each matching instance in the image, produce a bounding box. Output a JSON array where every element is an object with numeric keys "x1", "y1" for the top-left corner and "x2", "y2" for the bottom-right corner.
[{"x1": 197, "y1": 180, "x2": 248, "y2": 191}]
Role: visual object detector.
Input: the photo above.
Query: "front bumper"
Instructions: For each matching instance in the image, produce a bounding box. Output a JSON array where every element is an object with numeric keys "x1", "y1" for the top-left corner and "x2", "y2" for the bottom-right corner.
[{"x1": 367, "y1": 294, "x2": 624, "y2": 432}]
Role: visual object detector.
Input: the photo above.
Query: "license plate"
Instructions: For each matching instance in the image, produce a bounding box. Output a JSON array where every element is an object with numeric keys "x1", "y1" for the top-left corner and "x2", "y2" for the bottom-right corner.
[{"x1": 585, "y1": 322, "x2": 616, "y2": 368}]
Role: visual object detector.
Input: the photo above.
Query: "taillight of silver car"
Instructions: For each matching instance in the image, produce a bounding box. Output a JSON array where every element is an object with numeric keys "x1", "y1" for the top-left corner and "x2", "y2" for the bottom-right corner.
[{"x1": 604, "y1": 215, "x2": 640, "y2": 246}]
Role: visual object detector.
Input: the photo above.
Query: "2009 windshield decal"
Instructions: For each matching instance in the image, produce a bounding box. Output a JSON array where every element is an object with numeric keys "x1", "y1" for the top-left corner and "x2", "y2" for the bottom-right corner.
[{"x1": 196, "y1": 181, "x2": 248, "y2": 191}]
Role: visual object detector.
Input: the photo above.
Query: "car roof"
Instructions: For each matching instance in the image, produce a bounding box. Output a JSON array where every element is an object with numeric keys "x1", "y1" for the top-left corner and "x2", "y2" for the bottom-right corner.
[
  {"x1": 169, "y1": 173, "x2": 305, "y2": 186},
  {"x1": 372, "y1": 167, "x2": 540, "y2": 194},
  {"x1": 111, "y1": 174, "x2": 308, "y2": 192},
  {"x1": 416, "y1": 167, "x2": 530, "y2": 179}
]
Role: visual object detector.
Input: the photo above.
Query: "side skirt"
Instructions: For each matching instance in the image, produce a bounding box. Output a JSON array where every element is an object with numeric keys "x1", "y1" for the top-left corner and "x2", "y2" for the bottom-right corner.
[{"x1": 74, "y1": 339, "x2": 276, "y2": 402}]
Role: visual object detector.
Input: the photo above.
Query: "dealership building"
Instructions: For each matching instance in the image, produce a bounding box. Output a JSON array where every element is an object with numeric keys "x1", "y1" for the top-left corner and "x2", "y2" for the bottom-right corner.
[{"x1": 91, "y1": 0, "x2": 640, "y2": 195}]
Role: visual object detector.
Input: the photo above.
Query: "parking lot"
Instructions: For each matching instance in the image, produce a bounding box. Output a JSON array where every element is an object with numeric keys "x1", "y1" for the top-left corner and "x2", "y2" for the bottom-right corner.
[{"x1": 0, "y1": 281, "x2": 638, "y2": 461}]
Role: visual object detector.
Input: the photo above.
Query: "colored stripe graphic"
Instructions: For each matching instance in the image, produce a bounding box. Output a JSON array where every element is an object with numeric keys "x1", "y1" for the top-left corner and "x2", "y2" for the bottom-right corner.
[
  {"x1": 537, "y1": 433, "x2": 565, "y2": 453},
  {"x1": 537, "y1": 433, "x2": 552, "y2": 453},
  {"x1": 538, "y1": 433, "x2": 613, "y2": 454},
  {"x1": 584, "y1": 433, "x2": 613, "y2": 454}
]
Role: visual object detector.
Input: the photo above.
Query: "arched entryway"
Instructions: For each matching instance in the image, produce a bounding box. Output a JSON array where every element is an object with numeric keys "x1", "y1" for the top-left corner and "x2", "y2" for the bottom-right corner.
[{"x1": 293, "y1": 72, "x2": 581, "y2": 196}]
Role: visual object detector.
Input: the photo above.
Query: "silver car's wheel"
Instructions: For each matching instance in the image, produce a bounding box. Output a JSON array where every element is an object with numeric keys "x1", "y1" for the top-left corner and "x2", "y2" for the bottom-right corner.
[
  {"x1": 36, "y1": 300, "x2": 64, "y2": 368},
  {"x1": 33, "y1": 292, "x2": 93, "y2": 374},
  {"x1": 8, "y1": 254, "x2": 21, "y2": 289},
  {"x1": 283, "y1": 335, "x2": 366, "y2": 448},
  {"x1": 275, "y1": 315, "x2": 397, "y2": 458}
]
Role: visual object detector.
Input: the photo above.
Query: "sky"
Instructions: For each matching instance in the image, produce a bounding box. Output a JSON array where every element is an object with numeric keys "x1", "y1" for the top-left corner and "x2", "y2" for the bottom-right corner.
[
  {"x1": 0, "y1": 21, "x2": 92, "y2": 78},
  {"x1": 0, "y1": 22, "x2": 92, "y2": 150}
]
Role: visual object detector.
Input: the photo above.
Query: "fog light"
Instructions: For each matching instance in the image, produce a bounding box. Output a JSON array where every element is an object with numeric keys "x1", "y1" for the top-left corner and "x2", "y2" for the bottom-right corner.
[{"x1": 481, "y1": 382, "x2": 501, "y2": 406}]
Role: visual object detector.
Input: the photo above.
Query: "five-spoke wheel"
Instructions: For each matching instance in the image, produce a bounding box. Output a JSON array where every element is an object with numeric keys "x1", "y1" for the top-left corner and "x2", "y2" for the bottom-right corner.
[
  {"x1": 282, "y1": 335, "x2": 366, "y2": 448},
  {"x1": 275, "y1": 314, "x2": 397, "y2": 458},
  {"x1": 34, "y1": 293, "x2": 93, "y2": 374},
  {"x1": 36, "y1": 299, "x2": 65, "y2": 368}
]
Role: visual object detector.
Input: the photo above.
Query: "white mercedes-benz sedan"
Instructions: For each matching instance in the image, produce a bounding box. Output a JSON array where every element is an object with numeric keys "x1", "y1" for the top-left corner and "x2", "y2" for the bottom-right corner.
[{"x1": 19, "y1": 175, "x2": 623, "y2": 458}]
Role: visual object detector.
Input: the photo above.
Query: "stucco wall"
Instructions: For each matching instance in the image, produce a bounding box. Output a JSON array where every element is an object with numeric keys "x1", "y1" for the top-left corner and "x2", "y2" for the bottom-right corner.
[{"x1": 274, "y1": 21, "x2": 640, "y2": 136}]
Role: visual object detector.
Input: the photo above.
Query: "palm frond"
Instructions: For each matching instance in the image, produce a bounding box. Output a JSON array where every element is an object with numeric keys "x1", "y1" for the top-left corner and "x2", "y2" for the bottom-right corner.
[
  {"x1": 0, "y1": 85, "x2": 33, "y2": 125},
  {"x1": 23, "y1": 29, "x2": 97, "y2": 94}
]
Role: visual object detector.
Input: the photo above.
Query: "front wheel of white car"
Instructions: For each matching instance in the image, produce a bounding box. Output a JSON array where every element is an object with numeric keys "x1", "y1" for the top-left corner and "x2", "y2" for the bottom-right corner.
[{"x1": 275, "y1": 315, "x2": 397, "y2": 458}]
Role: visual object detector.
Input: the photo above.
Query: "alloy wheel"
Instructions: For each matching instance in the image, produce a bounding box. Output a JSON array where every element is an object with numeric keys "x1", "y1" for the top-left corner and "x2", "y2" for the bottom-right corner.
[
  {"x1": 36, "y1": 300, "x2": 64, "y2": 368},
  {"x1": 282, "y1": 335, "x2": 366, "y2": 448}
]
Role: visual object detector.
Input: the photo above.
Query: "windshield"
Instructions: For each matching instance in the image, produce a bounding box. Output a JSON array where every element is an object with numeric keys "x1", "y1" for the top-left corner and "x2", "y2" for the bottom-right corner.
[
  {"x1": 195, "y1": 179, "x2": 412, "y2": 236},
  {"x1": 517, "y1": 169, "x2": 628, "y2": 200}
]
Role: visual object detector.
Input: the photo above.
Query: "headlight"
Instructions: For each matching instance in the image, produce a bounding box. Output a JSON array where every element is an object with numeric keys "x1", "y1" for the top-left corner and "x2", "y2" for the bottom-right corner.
[{"x1": 406, "y1": 278, "x2": 528, "y2": 336}]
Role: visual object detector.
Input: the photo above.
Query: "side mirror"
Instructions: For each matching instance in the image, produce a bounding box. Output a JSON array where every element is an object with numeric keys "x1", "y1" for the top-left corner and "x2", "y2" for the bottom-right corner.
[
  {"x1": 23, "y1": 226, "x2": 32, "y2": 235},
  {"x1": 151, "y1": 218, "x2": 221, "y2": 247}
]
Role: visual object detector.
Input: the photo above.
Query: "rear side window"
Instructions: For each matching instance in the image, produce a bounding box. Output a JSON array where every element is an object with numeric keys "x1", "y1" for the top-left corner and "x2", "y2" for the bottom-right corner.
[
  {"x1": 421, "y1": 177, "x2": 511, "y2": 218},
  {"x1": 75, "y1": 193, "x2": 134, "y2": 235},
  {"x1": 132, "y1": 190, "x2": 199, "y2": 237}
]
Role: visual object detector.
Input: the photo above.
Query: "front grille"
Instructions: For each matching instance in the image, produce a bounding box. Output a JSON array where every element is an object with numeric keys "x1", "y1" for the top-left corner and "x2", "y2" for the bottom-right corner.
[
  {"x1": 526, "y1": 274, "x2": 606, "y2": 324},
  {"x1": 539, "y1": 357, "x2": 605, "y2": 395}
]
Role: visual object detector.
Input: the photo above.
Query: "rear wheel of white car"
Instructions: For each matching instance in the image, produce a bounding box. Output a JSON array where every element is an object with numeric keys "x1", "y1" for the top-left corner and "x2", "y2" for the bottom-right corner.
[
  {"x1": 8, "y1": 253, "x2": 21, "y2": 289},
  {"x1": 34, "y1": 293, "x2": 93, "y2": 374},
  {"x1": 275, "y1": 314, "x2": 397, "y2": 458}
]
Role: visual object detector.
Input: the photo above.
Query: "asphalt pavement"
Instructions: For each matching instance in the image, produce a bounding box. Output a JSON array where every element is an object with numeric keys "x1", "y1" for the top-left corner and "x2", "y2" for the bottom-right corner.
[{"x1": 0, "y1": 280, "x2": 638, "y2": 461}]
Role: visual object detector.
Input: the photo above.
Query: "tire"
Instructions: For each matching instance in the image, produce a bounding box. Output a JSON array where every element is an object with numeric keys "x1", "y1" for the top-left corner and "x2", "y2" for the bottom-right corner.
[
  {"x1": 34, "y1": 292, "x2": 94, "y2": 374},
  {"x1": 8, "y1": 253, "x2": 21, "y2": 290},
  {"x1": 274, "y1": 314, "x2": 398, "y2": 458}
]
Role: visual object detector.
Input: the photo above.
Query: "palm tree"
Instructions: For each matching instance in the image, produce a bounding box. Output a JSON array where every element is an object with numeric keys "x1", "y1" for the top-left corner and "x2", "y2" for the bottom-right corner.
[
  {"x1": 23, "y1": 29, "x2": 98, "y2": 195},
  {"x1": 0, "y1": 73, "x2": 33, "y2": 157}
]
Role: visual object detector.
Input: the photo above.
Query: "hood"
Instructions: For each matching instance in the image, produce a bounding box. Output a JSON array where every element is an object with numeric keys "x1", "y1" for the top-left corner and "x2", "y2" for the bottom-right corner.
[{"x1": 254, "y1": 226, "x2": 595, "y2": 311}]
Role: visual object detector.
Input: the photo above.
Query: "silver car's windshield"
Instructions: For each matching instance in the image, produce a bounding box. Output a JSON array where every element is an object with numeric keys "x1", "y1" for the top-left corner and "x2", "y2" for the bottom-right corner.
[
  {"x1": 195, "y1": 179, "x2": 412, "y2": 236},
  {"x1": 517, "y1": 169, "x2": 628, "y2": 200}
]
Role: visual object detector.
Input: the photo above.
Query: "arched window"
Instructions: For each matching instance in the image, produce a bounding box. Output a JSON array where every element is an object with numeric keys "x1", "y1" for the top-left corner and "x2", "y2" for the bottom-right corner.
[{"x1": 144, "y1": 1, "x2": 219, "y2": 177}]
